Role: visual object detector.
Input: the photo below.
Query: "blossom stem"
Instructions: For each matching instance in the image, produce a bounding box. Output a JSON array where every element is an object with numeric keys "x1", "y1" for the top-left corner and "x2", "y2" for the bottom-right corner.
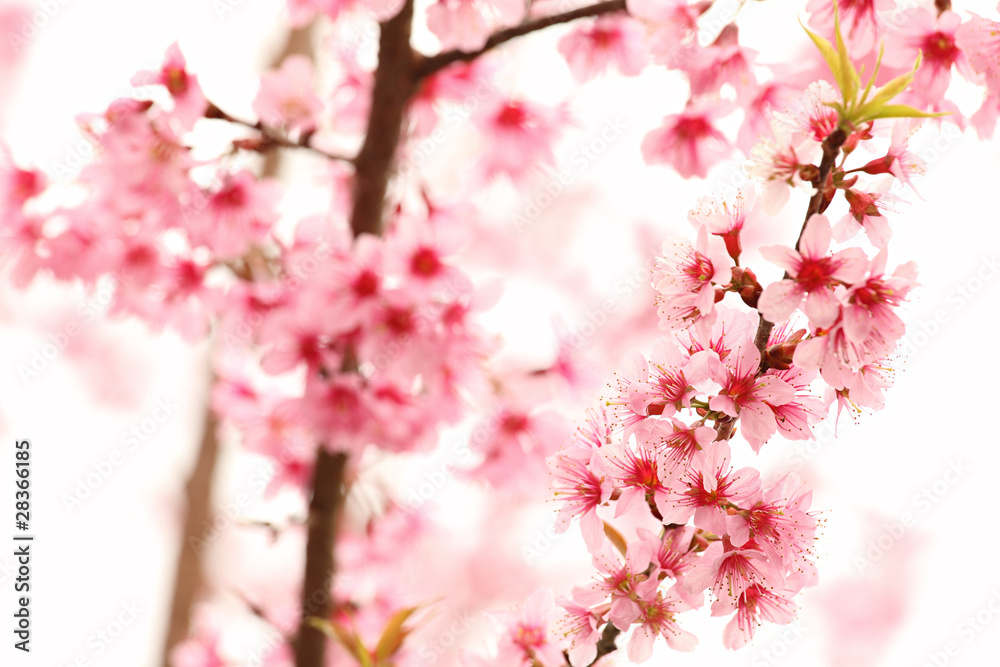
[
  {"x1": 754, "y1": 128, "x2": 848, "y2": 361},
  {"x1": 204, "y1": 104, "x2": 355, "y2": 164}
]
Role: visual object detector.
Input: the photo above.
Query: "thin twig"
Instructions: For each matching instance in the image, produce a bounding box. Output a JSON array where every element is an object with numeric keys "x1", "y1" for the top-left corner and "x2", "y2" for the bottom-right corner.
[
  {"x1": 416, "y1": 0, "x2": 627, "y2": 78},
  {"x1": 753, "y1": 128, "x2": 848, "y2": 361},
  {"x1": 205, "y1": 104, "x2": 356, "y2": 165},
  {"x1": 160, "y1": 400, "x2": 220, "y2": 667}
]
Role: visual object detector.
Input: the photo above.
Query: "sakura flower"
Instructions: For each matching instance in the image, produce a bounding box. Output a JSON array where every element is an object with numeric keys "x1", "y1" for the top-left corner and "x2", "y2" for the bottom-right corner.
[
  {"x1": 572, "y1": 541, "x2": 654, "y2": 630},
  {"x1": 725, "y1": 472, "x2": 816, "y2": 561},
  {"x1": 746, "y1": 128, "x2": 808, "y2": 215},
  {"x1": 841, "y1": 249, "x2": 918, "y2": 347},
  {"x1": 549, "y1": 445, "x2": 613, "y2": 550},
  {"x1": 606, "y1": 350, "x2": 655, "y2": 436},
  {"x1": 957, "y1": 11, "x2": 1000, "y2": 109},
  {"x1": 131, "y1": 43, "x2": 207, "y2": 131},
  {"x1": 713, "y1": 583, "x2": 798, "y2": 649},
  {"x1": 805, "y1": 0, "x2": 895, "y2": 57},
  {"x1": 681, "y1": 25, "x2": 757, "y2": 99},
  {"x1": 765, "y1": 366, "x2": 827, "y2": 442},
  {"x1": 684, "y1": 539, "x2": 785, "y2": 605},
  {"x1": 252, "y1": 55, "x2": 323, "y2": 134},
  {"x1": 558, "y1": 16, "x2": 646, "y2": 82},
  {"x1": 628, "y1": 580, "x2": 698, "y2": 661},
  {"x1": 856, "y1": 121, "x2": 926, "y2": 194},
  {"x1": 634, "y1": 417, "x2": 716, "y2": 468},
  {"x1": 885, "y1": 10, "x2": 971, "y2": 105},
  {"x1": 409, "y1": 60, "x2": 497, "y2": 136},
  {"x1": 652, "y1": 226, "x2": 733, "y2": 333},
  {"x1": 189, "y1": 171, "x2": 282, "y2": 258},
  {"x1": 642, "y1": 100, "x2": 733, "y2": 178},
  {"x1": 688, "y1": 183, "x2": 762, "y2": 263},
  {"x1": 706, "y1": 344, "x2": 797, "y2": 449},
  {"x1": 659, "y1": 440, "x2": 761, "y2": 533},
  {"x1": 626, "y1": 0, "x2": 700, "y2": 67},
  {"x1": 835, "y1": 187, "x2": 897, "y2": 248},
  {"x1": 427, "y1": 0, "x2": 525, "y2": 52},
  {"x1": 759, "y1": 214, "x2": 869, "y2": 328},
  {"x1": 493, "y1": 588, "x2": 566, "y2": 667},
  {"x1": 636, "y1": 526, "x2": 704, "y2": 588},
  {"x1": 472, "y1": 97, "x2": 572, "y2": 183},
  {"x1": 594, "y1": 438, "x2": 672, "y2": 521},
  {"x1": 557, "y1": 597, "x2": 602, "y2": 666}
]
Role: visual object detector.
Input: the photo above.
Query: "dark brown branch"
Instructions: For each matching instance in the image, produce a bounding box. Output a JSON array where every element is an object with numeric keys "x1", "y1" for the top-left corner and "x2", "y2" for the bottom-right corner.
[
  {"x1": 587, "y1": 622, "x2": 621, "y2": 666},
  {"x1": 350, "y1": 0, "x2": 418, "y2": 237},
  {"x1": 416, "y1": 0, "x2": 627, "y2": 78},
  {"x1": 294, "y1": 450, "x2": 349, "y2": 667},
  {"x1": 160, "y1": 405, "x2": 220, "y2": 667},
  {"x1": 753, "y1": 128, "x2": 847, "y2": 361}
]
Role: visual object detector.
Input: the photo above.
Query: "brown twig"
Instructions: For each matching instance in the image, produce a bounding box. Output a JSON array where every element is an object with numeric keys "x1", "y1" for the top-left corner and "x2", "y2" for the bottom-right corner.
[
  {"x1": 205, "y1": 104, "x2": 355, "y2": 165},
  {"x1": 416, "y1": 0, "x2": 628, "y2": 78},
  {"x1": 294, "y1": 450, "x2": 349, "y2": 667},
  {"x1": 753, "y1": 128, "x2": 848, "y2": 362},
  {"x1": 160, "y1": 402, "x2": 220, "y2": 667},
  {"x1": 349, "y1": 0, "x2": 418, "y2": 237}
]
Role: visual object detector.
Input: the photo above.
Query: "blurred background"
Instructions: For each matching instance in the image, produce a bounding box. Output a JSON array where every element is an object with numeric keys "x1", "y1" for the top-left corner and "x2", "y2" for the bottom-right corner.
[{"x1": 1, "y1": 0, "x2": 999, "y2": 665}]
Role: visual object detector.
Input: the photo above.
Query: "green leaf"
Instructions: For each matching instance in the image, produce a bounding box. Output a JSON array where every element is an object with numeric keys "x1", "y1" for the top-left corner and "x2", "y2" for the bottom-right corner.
[
  {"x1": 309, "y1": 617, "x2": 374, "y2": 667},
  {"x1": 832, "y1": 0, "x2": 859, "y2": 107},
  {"x1": 374, "y1": 606, "x2": 423, "y2": 663},
  {"x1": 858, "y1": 104, "x2": 948, "y2": 121},
  {"x1": 800, "y1": 18, "x2": 844, "y2": 97},
  {"x1": 603, "y1": 521, "x2": 628, "y2": 557}
]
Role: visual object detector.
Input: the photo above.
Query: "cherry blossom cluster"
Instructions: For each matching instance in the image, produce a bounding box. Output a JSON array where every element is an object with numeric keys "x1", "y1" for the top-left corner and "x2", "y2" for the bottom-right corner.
[{"x1": 467, "y1": 17, "x2": 953, "y2": 664}]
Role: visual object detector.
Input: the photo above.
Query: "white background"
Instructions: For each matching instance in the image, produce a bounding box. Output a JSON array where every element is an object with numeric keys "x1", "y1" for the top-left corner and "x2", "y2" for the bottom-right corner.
[{"x1": 1, "y1": 0, "x2": 999, "y2": 665}]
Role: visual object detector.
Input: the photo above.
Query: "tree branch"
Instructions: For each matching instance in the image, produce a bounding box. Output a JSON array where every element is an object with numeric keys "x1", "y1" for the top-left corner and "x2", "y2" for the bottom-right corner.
[
  {"x1": 294, "y1": 450, "x2": 349, "y2": 667},
  {"x1": 160, "y1": 402, "x2": 220, "y2": 667},
  {"x1": 205, "y1": 103, "x2": 355, "y2": 165},
  {"x1": 415, "y1": 0, "x2": 627, "y2": 79},
  {"x1": 350, "y1": 0, "x2": 418, "y2": 237},
  {"x1": 753, "y1": 128, "x2": 848, "y2": 361}
]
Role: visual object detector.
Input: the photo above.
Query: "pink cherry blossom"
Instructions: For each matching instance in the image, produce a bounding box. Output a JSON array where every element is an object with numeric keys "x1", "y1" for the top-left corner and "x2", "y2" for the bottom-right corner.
[
  {"x1": 628, "y1": 581, "x2": 698, "y2": 660},
  {"x1": 558, "y1": 16, "x2": 647, "y2": 82},
  {"x1": 707, "y1": 344, "x2": 797, "y2": 449},
  {"x1": 659, "y1": 440, "x2": 761, "y2": 533},
  {"x1": 652, "y1": 226, "x2": 733, "y2": 333},
  {"x1": 641, "y1": 100, "x2": 733, "y2": 179},
  {"x1": 759, "y1": 214, "x2": 869, "y2": 328},
  {"x1": 885, "y1": 10, "x2": 970, "y2": 104},
  {"x1": 549, "y1": 445, "x2": 613, "y2": 550},
  {"x1": 252, "y1": 55, "x2": 323, "y2": 134},
  {"x1": 472, "y1": 97, "x2": 572, "y2": 183},
  {"x1": 132, "y1": 43, "x2": 207, "y2": 131},
  {"x1": 427, "y1": 0, "x2": 525, "y2": 52},
  {"x1": 684, "y1": 539, "x2": 785, "y2": 606}
]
